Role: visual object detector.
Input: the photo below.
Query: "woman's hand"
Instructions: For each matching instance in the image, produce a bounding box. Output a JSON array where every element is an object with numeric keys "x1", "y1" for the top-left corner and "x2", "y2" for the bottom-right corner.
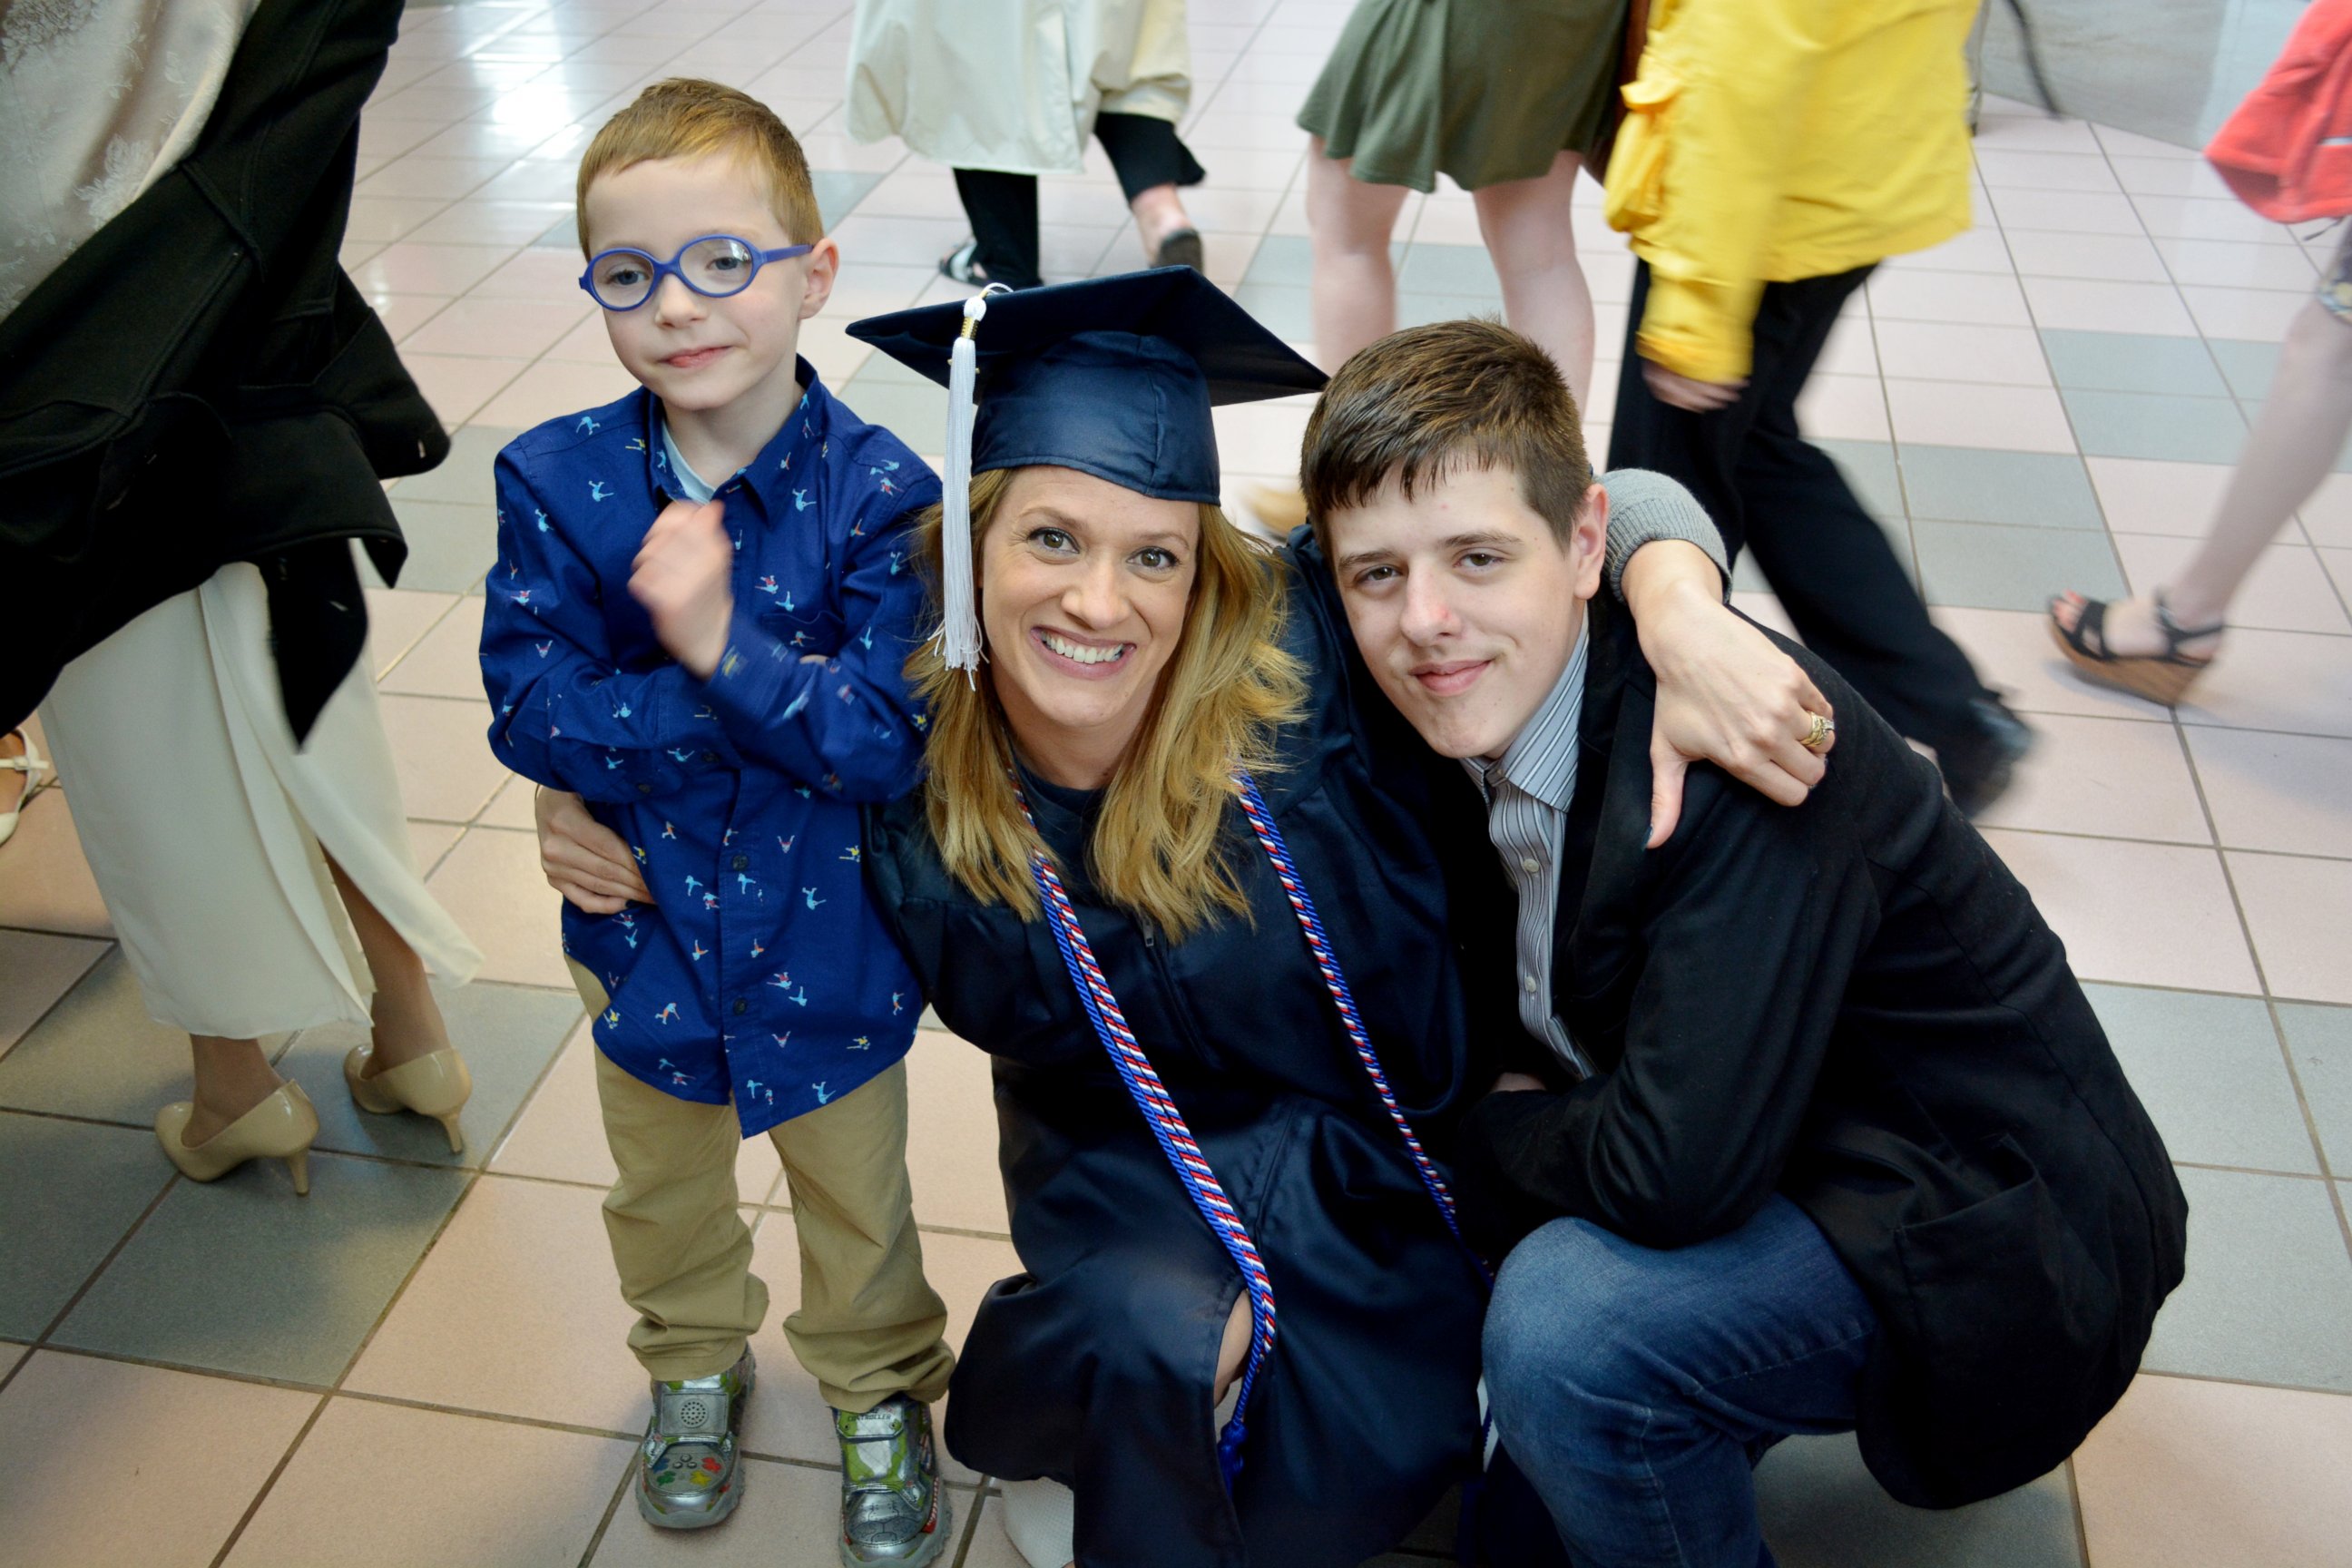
[
  {"x1": 533, "y1": 786, "x2": 652, "y2": 914},
  {"x1": 1621, "y1": 543, "x2": 1835, "y2": 848}
]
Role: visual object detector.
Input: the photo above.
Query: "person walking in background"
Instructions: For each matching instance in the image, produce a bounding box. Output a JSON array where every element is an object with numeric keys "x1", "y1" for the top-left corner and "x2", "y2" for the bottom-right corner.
[
  {"x1": 1602, "y1": 0, "x2": 2036, "y2": 817},
  {"x1": 847, "y1": 0, "x2": 1208, "y2": 289},
  {"x1": 2050, "y1": 0, "x2": 2352, "y2": 706},
  {"x1": 0, "y1": 0, "x2": 482, "y2": 1193},
  {"x1": 1250, "y1": 0, "x2": 1627, "y2": 534}
]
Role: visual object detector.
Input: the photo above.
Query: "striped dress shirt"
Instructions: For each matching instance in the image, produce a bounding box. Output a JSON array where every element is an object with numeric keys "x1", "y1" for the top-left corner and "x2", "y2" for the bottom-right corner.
[{"x1": 1461, "y1": 623, "x2": 1593, "y2": 1079}]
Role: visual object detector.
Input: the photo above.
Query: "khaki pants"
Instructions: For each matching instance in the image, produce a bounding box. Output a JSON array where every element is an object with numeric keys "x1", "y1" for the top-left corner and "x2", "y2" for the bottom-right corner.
[{"x1": 573, "y1": 961, "x2": 953, "y2": 1410}]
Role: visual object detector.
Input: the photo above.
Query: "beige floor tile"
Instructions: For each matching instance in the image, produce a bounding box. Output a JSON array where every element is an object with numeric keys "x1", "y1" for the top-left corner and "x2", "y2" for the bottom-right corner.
[
  {"x1": 1872, "y1": 320, "x2": 2053, "y2": 387},
  {"x1": 350, "y1": 240, "x2": 516, "y2": 297},
  {"x1": 492, "y1": 1022, "x2": 784, "y2": 1201},
  {"x1": 2227, "y1": 852, "x2": 2352, "y2": 1005},
  {"x1": 377, "y1": 692, "x2": 510, "y2": 821},
  {"x1": 0, "y1": 1350, "x2": 316, "y2": 1568},
  {"x1": 378, "y1": 594, "x2": 490, "y2": 699},
  {"x1": 2112, "y1": 535, "x2": 2350, "y2": 636},
  {"x1": 0, "y1": 789, "x2": 112, "y2": 938},
  {"x1": 406, "y1": 819, "x2": 464, "y2": 874},
  {"x1": 401, "y1": 295, "x2": 595, "y2": 360},
  {"x1": 744, "y1": 1215, "x2": 1017, "y2": 1482},
  {"x1": 1933, "y1": 606, "x2": 2175, "y2": 722},
  {"x1": 905, "y1": 1028, "x2": 1009, "y2": 1236},
  {"x1": 476, "y1": 771, "x2": 542, "y2": 829},
  {"x1": 346, "y1": 1172, "x2": 647, "y2": 1432},
  {"x1": 2074, "y1": 1374, "x2": 2352, "y2": 1568},
  {"x1": 0, "y1": 929, "x2": 109, "y2": 1055},
  {"x1": 2084, "y1": 456, "x2": 2246, "y2": 539},
  {"x1": 1974, "y1": 714, "x2": 2210, "y2": 845},
  {"x1": 224, "y1": 1395, "x2": 630, "y2": 1568},
  {"x1": 2187, "y1": 729, "x2": 2352, "y2": 858},
  {"x1": 399, "y1": 350, "x2": 530, "y2": 426},
  {"x1": 363, "y1": 587, "x2": 461, "y2": 677},
  {"x1": 1792, "y1": 373, "x2": 1890, "y2": 443},
  {"x1": 960, "y1": 1494, "x2": 1029, "y2": 1568},
  {"x1": 472, "y1": 356, "x2": 642, "y2": 429},
  {"x1": 1886, "y1": 377, "x2": 2080, "y2": 453},
  {"x1": 2176, "y1": 629, "x2": 2352, "y2": 740},
  {"x1": 1976, "y1": 830, "x2": 2259, "y2": 994},
  {"x1": 425, "y1": 827, "x2": 577, "y2": 987}
]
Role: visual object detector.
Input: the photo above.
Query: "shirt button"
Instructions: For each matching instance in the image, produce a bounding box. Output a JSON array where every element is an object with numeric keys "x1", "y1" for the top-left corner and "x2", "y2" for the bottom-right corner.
[
  {"x1": 1523, "y1": 975, "x2": 1539, "y2": 995},
  {"x1": 636, "y1": 783, "x2": 654, "y2": 795},
  {"x1": 732, "y1": 998, "x2": 748, "y2": 1016},
  {"x1": 1520, "y1": 856, "x2": 1540, "y2": 874},
  {"x1": 732, "y1": 854, "x2": 749, "y2": 871},
  {"x1": 701, "y1": 750, "x2": 720, "y2": 762}
]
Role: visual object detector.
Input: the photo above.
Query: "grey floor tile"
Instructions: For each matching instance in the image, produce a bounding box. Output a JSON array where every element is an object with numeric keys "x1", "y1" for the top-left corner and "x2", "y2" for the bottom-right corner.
[
  {"x1": 387, "y1": 425, "x2": 519, "y2": 508},
  {"x1": 2275, "y1": 1002, "x2": 2352, "y2": 1174},
  {"x1": 1399, "y1": 241, "x2": 1501, "y2": 296},
  {"x1": 1913, "y1": 519, "x2": 2124, "y2": 612},
  {"x1": 1896, "y1": 445, "x2": 2102, "y2": 529},
  {"x1": 811, "y1": 169, "x2": 885, "y2": 230},
  {"x1": 2038, "y1": 328, "x2": 2229, "y2": 397},
  {"x1": 374, "y1": 497, "x2": 502, "y2": 593},
  {"x1": 2085, "y1": 985, "x2": 2318, "y2": 1173},
  {"x1": 1238, "y1": 232, "x2": 1328, "y2": 289},
  {"x1": 280, "y1": 982, "x2": 582, "y2": 1171},
  {"x1": 1817, "y1": 439, "x2": 1906, "y2": 523},
  {"x1": 54, "y1": 1151, "x2": 469, "y2": 1385},
  {"x1": 1230, "y1": 279, "x2": 1313, "y2": 340},
  {"x1": 0, "y1": 948, "x2": 283, "y2": 1125},
  {"x1": 0, "y1": 1112, "x2": 172, "y2": 1339},
  {"x1": 1757, "y1": 1435, "x2": 2082, "y2": 1568},
  {"x1": 2141, "y1": 1165, "x2": 2352, "y2": 1392},
  {"x1": 2205, "y1": 337, "x2": 2281, "y2": 401},
  {"x1": 1397, "y1": 288, "x2": 1504, "y2": 326},
  {"x1": 2060, "y1": 387, "x2": 2247, "y2": 465}
]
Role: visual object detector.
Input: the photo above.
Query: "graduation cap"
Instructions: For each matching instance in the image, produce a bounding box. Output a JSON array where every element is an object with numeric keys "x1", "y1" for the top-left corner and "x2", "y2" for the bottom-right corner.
[{"x1": 847, "y1": 268, "x2": 1326, "y2": 671}]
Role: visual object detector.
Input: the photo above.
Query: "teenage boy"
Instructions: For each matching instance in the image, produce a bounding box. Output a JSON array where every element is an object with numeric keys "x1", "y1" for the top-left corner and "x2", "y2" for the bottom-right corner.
[
  {"x1": 479, "y1": 80, "x2": 953, "y2": 1564},
  {"x1": 1296, "y1": 318, "x2": 2187, "y2": 1565}
]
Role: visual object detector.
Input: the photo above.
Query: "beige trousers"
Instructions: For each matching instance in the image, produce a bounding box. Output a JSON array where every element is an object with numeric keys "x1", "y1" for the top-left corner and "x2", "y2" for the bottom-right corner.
[{"x1": 574, "y1": 962, "x2": 953, "y2": 1410}]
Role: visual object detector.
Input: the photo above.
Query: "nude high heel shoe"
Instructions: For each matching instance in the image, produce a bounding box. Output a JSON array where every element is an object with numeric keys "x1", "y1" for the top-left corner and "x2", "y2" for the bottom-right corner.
[
  {"x1": 155, "y1": 1083, "x2": 319, "y2": 1193},
  {"x1": 344, "y1": 1040, "x2": 473, "y2": 1153}
]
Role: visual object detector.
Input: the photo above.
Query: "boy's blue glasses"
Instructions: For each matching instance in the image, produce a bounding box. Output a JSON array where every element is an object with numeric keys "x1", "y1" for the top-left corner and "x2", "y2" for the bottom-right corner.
[{"x1": 578, "y1": 235, "x2": 814, "y2": 311}]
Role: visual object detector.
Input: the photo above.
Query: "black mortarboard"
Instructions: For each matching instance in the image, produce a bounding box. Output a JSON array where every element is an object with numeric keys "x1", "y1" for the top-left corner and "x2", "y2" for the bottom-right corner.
[{"x1": 846, "y1": 267, "x2": 1326, "y2": 505}]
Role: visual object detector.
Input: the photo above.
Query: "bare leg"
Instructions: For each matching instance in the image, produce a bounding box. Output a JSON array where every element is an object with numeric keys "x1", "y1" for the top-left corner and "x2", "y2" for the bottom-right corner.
[
  {"x1": 1129, "y1": 182, "x2": 1195, "y2": 260},
  {"x1": 1305, "y1": 138, "x2": 1409, "y2": 372},
  {"x1": 2056, "y1": 295, "x2": 2352, "y2": 654},
  {"x1": 1472, "y1": 150, "x2": 1597, "y2": 409},
  {"x1": 327, "y1": 855, "x2": 451, "y2": 1074},
  {"x1": 182, "y1": 1034, "x2": 285, "y2": 1146},
  {"x1": 1210, "y1": 1294, "x2": 1252, "y2": 1403}
]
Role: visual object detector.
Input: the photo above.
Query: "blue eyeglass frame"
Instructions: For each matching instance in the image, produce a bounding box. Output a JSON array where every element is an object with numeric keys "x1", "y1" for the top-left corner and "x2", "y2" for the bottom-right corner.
[{"x1": 577, "y1": 235, "x2": 815, "y2": 311}]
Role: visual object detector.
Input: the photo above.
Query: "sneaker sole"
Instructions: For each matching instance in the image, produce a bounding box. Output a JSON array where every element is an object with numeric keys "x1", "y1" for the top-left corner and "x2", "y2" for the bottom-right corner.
[
  {"x1": 638, "y1": 1474, "x2": 743, "y2": 1531},
  {"x1": 839, "y1": 1487, "x2": 953, "y2": 1567}
]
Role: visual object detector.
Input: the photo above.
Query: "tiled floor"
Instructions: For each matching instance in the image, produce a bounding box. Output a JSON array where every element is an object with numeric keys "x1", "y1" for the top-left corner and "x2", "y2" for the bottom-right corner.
[{"x1": 4, "y1": 1, "x2": 2350, "y2": 1564}]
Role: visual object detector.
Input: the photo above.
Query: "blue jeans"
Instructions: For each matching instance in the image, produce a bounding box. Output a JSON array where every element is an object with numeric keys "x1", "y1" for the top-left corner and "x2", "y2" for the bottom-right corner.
[{"x1": 1483, "y1": 1196, "x2": 1877, "y2": 1568}]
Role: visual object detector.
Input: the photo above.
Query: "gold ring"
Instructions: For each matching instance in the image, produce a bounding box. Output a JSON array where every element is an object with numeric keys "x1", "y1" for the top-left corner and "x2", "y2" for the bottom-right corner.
[{"x1": 1800, "y1": 712, "x2": 1834, "y2": 752}]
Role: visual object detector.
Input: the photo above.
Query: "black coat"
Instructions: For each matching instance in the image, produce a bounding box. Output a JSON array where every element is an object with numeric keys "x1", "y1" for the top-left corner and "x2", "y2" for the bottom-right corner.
[
  {"x1": 866, "y1": 555, "x2": 1525, "y2": 1567},
  {"x1": 0, "y1": 0, "x2": 441, "y2": 738},
  {"x1": 1436, "y1": 589, "x2": 2190, "y2": 1510}
]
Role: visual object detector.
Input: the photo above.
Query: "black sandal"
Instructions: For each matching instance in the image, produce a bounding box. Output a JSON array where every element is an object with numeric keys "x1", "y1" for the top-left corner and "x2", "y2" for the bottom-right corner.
[
  {"x1": 939, "y1": 238, "x2": 994, "y2": 287},
  {"x1": 2046, "y1": 591, "x2": 2222, "y2": 706}
]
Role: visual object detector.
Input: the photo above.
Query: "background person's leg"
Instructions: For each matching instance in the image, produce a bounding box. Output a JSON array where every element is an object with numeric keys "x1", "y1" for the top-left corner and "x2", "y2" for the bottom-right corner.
[
  {"x1": 1093, "y1": 111, "x2": 1206, "y2": 266},
  {"x1": 1305, "y1": 139, "x2": 1410, "y2": 374},
  {"x1": 1484, "y1": 1197, "x2": 1875, "y2": 1568},
  {"x1": 951, "y1": 168, "x2": 1044, "y2": 289},
  {"x1": 1471, "y1": 151, "x2": 1596, "y2": 408}
]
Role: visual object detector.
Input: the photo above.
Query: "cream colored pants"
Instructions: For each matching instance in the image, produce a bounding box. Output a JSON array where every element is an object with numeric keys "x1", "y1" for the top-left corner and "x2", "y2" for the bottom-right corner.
[{"x1": 574, "y1": 962, "x2": 953, "y2": 1411}]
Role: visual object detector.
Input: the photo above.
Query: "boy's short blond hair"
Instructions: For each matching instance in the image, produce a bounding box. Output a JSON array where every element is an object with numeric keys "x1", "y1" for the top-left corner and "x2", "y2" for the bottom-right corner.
[{"x1": 575, "y1": 78, "x2": 824, "y2": 253}]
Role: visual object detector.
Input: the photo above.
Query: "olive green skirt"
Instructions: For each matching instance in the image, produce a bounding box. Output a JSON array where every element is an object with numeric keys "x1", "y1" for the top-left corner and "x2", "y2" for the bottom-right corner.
[{"x1": 1298, "y1": 0, "x2": 1628, "y2": 193}]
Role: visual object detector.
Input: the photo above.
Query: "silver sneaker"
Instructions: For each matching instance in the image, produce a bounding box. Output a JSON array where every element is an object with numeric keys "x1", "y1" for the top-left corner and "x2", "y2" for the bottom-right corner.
[
  {"x1": 835, "y1": 1394, "x2": 952, "y2": 1566},
  {"x1": 635, "y1": 1349, "x2": 754, "y2": 1530}
]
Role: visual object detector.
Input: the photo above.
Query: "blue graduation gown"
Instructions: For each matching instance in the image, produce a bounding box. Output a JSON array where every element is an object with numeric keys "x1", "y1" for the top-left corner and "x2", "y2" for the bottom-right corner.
[{"x1": 867, "y1": 553, "x2": 1524, "y2": 1566}]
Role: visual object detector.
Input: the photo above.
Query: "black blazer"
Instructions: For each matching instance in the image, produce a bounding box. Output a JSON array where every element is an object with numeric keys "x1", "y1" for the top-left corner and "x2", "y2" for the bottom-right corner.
[
  {"x1": 1453, "y1": 594, "x2": 2188, "y2": 1510},
  {"x1": 0, "y1": 0, "x2": 442, "y2": 738}
]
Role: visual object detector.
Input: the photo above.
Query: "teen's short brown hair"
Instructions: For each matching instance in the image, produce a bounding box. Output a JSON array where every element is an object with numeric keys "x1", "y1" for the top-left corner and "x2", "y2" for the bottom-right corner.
[
  {"x1": 1299, "y1": 318, "x2": 1592, "y2": 549},
  {"x1": 574, "y1": 79, "x2": 823, "y2": 254}
]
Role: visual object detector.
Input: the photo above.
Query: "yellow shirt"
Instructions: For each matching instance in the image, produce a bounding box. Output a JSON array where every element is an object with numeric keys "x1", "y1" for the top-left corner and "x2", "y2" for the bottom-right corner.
[{"x1": 1603, "y1": 0, "x2": 1979, "y2": 383}]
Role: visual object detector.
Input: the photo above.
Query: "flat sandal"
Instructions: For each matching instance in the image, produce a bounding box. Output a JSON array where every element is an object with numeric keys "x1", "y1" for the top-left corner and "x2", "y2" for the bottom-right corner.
[{"x1": 2047, "y1": 591, "x2": 2222, "y2": 706}]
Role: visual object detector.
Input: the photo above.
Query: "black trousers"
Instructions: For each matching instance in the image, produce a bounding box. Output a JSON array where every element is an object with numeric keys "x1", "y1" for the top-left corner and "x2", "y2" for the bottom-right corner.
[
  {"x1": 1611, "y1": 261, "x2": 1994, "y2": 749},
  {"x1": 953, "y1": 112, "x2": 1205, "y2": 289}
]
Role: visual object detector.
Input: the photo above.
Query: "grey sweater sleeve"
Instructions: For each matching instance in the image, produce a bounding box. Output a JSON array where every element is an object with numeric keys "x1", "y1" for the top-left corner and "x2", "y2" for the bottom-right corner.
[{"x1": 1601, "y1": 468, "x2": 1731, "y2": 603}]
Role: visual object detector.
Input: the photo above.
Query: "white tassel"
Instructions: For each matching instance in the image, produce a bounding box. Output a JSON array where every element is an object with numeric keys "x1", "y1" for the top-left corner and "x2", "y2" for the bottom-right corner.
[{"x1": 938, "y1": 289, "x2": 1000, "y2": 678}]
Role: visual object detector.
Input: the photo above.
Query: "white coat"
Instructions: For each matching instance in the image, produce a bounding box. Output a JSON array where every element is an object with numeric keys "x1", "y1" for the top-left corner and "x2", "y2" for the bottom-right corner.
[{"x1": 846, "y1": 0, "x2": 1191, "y2": 175}]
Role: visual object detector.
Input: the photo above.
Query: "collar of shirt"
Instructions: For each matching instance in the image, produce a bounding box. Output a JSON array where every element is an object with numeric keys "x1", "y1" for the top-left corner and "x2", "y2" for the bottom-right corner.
[
  {"x1": 636, "y1": 354, "x2": 832, "y2": 524},
  {"x1": 1460, "y1": 622, "x2": 1590, "y2": 808}
]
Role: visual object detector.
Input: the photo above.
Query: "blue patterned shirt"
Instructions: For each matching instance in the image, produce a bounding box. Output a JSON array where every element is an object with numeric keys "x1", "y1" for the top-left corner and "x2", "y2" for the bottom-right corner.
[{"x1": 479, "y1": 363, "x2": 940, "y2": 1136}]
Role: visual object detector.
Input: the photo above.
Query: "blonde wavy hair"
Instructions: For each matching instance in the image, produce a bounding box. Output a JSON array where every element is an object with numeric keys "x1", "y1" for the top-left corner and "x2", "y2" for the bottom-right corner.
[{"x1": 906, "y1": 468, "x2": 1306, "y2": 940}]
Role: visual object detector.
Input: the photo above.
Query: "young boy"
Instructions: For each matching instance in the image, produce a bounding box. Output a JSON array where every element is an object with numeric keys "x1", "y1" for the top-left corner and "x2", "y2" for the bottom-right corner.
[
  {"x1": 478, "y1": 80, "x2": 954, "y2": 1563},
  {"x1": 1297, "y1": 319, "x2": 2182, "y2": 1561}
]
